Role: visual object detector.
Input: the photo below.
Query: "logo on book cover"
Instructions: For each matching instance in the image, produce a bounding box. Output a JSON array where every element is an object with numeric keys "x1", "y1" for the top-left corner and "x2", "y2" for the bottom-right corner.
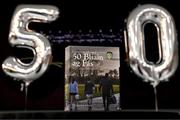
[{"x1": 106, "y1": 52, "x2": 113, "y2": 60}]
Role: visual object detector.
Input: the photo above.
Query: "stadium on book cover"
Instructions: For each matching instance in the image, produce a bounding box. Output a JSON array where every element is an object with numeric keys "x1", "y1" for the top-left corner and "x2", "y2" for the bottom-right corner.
[{"x1": 65, "y1": 46, "x2": 120, "y2": 111}]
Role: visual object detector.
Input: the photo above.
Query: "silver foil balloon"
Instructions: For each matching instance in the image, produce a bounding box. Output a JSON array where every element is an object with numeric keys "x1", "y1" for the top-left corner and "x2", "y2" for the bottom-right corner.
[
  {"x1": 126, "y1": 4, "x2": 178, "y2": 87},
  {"x1": 2, "y1": 5, "x2": 59, "y2": 85}
]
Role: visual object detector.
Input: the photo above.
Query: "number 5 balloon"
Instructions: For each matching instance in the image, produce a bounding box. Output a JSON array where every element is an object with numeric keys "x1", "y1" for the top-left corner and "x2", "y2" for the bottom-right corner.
[{"x1": 2, "y1": 5, "x2": 59, "y2": 86}]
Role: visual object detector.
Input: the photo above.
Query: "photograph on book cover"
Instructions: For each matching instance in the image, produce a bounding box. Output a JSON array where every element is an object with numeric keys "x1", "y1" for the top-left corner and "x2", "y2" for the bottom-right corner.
[{"x1": 64, "y1": 46, "x2": 120, "y2": 111}]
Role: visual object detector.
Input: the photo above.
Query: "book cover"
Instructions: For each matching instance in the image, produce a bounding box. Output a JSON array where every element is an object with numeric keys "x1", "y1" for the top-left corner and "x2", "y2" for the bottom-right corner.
[{"x1": 64, "y1": 46, "x2": 120, "y2": 111}]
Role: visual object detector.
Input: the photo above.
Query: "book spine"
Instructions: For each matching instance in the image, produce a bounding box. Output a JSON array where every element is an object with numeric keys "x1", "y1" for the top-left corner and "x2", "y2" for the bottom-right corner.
[{"x1": 65, "y1": 46, "x2": 70, "y2": 111}]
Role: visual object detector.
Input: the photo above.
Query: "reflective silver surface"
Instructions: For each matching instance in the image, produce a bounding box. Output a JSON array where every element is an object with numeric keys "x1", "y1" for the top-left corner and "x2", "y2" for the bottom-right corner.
[
  {"x1": 2, "y1": 5, "x2": 59, "y2": 84},
  {"x1": 127, "y1": 4, "x2": 178, "y2": 87}
]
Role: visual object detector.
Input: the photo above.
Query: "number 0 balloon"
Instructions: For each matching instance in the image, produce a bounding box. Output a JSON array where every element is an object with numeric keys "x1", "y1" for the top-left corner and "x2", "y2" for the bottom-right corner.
[{"x1": 126, "y1": 4, "x2": 178, "y2": 87}]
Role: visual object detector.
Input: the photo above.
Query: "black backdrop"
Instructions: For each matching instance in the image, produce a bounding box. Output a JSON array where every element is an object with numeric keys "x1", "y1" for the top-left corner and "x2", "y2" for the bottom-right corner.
[{"x1": 0, "y1": 0, "x2": 180, "y2": 119}]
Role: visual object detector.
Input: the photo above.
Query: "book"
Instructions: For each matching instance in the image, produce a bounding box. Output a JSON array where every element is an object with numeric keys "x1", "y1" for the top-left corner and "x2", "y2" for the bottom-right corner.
[{"x1": 64, "y1": 46, "x2": 120, "y2": 111}]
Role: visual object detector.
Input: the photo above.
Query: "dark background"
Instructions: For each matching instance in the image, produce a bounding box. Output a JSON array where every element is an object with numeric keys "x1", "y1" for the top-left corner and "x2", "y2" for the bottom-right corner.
[{"x1": 0, "y1": 0, "x2": 180, "y2": 119}]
